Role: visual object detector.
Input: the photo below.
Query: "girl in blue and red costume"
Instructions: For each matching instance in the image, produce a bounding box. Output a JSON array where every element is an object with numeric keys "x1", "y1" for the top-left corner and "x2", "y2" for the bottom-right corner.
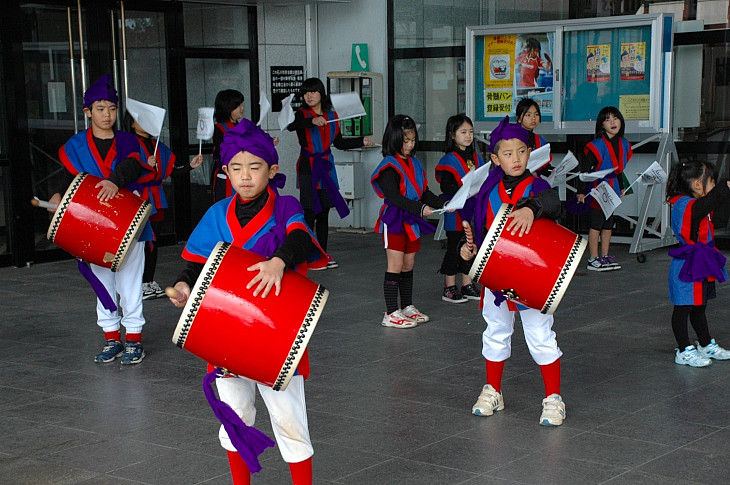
[
  {"x1": 50, "y1": 74, "x2": 153, "y2": 365},
  {"x1": 435, "y1": 114, "x2": 486, "y2": 303},
  {"x1": 372, "y1": 114, "x2": 446, "y2": 328},
  {"x1": 287, "y1": 77, "x2": 375, "y2": 269},
  {"x1": 460, "y1": 116, "x2": 565, "y2": 426},
  {"x1": 515, "y1": 98, "x2": 552, "y2": 176},
  {"x1": 666, "y1": 159, "x2": 730, "y2": 368},
  {"x1": 170, "y1": 118, "x2": 326, "y2": 485},
  {"x1": 123, "y1": 110, "x2": 203, "y2": 300},
  {"x1": 576, "y1": 106, "x2": 632, "y2": 272}
]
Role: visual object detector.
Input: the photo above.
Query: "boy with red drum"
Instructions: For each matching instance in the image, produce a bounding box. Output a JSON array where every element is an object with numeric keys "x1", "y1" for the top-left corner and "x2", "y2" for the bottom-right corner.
[
  {"x1": 169, "y1": 118, "x2": 325, "y2": 484},
  {"x1": 461, "y1": 116, "x2": 566, "y2": 426},
  {"x1": 50, "y1": 74, "x2": 153, "y2": 365}
]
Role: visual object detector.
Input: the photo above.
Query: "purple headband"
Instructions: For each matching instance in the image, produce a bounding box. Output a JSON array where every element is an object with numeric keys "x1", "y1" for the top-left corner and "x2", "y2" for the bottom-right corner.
[
  {"x1": 83, "y1": 75, "x2": 118, "y2": 109},
  {"x1": 488, "y1": 115, "x2": 529, "y2": 153},
  {"x1": 220, "y1": 118, "x2": 279, "y2": 167}
]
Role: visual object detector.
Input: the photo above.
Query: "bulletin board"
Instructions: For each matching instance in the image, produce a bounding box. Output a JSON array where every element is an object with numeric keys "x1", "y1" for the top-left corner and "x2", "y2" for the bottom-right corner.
[{"x1": 466, "y1": 13, "x2": 673, "y2": 135}]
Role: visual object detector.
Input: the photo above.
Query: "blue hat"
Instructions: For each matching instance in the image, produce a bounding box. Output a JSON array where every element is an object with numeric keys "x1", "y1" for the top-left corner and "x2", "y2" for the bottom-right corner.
[
  {"x1": 488, "y1": 116, "x2": 529, "y2": 153},
  {"x1": 83, "y1": 75, "x2": 118, "y2": 109}
]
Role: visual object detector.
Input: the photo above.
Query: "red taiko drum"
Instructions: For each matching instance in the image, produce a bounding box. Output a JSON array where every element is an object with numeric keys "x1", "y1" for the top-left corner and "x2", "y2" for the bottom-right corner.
[
  {"x1": 47, "y1": 172, "x2": 151, "y2": 272},
  {"x1": 468, "y1": 203, "x2": 586, "y2": 314},
  {"x1": 172, "y1": 242, "x2": 329, "y2": 391}
]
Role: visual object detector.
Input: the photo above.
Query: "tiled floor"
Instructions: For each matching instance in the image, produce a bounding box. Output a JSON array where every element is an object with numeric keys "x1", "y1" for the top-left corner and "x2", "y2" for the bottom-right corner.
[{"x1": 1, "y1": 232, "x2": 729, "y2": 484}]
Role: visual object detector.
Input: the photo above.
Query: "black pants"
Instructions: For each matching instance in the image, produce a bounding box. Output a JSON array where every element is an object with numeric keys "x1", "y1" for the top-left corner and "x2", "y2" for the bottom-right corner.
[
  {"x1": 672, "y1": 304, "x2": 712, "y2": 349},
  {"x1": 304, "y1": 208, "x2": 330, "y2": 253},
  {"x1": 439, "y1": 230, "x2": 469, "y2": 276}
]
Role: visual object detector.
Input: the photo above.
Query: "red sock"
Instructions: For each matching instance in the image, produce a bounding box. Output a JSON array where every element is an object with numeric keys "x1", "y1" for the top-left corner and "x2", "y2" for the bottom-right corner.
[
  {"x1": 226, "y1": 451, "x2": 251, "y2": 485},
  {"x1": 125, "y1": 332, "x2": 142, "y2": 343},
  {"x1": 288, "y1": 457, "x2": 312, "y2": 485},
  {"x1": 104, "y1": 330, "x2": 121, "y2": 342},
  {"x1": 539, "y1": 358, "x2": 561, "y2": 397},
  {"x1": 485, "y1": 359, "x2": 505, "y2": 393}
]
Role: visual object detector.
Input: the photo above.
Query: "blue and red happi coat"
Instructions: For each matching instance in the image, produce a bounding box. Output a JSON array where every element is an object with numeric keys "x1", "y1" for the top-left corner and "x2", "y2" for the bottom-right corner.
[
  {"x1": 183, "y1": 186, "x2": 328, "y2": 377},
  {"x1": 668, "y1": 195, "x2": 728, "y2": 306},
  {"x1": 584, "y1": 135, "x2": 632, "y2": 208},
  {"x1": 371, "y1": 154, "x2": 434, "y2": 241},
  {"x1": 296, "y1": 108, "x2": 349, "y2": 217},
  {"x1": 127, "y1": 135, "x2": 176, "y2": 216},
  {"x1": 435, "y1": 150, "x2": 486, "y2": 231},
  {"x1": 58, "y1": 128, "x2": 153, "y2": 241},
  {"x1": 474, "y1": 171, "x2": 551, "y2": 311}
]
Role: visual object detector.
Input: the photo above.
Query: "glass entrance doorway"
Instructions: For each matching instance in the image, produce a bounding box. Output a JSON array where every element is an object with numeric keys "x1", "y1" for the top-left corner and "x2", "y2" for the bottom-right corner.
[{"x1": 18, "y1": 1, "x2": 174, "y2": 261}]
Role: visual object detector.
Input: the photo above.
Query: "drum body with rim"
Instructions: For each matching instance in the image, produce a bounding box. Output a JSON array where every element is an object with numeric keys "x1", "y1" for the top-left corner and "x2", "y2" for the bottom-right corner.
[
  {"x1": 468, "y1": 203, "x2": 586, "y2": 314},
  {"x1": 172, "y1": 242, "x2": 329, "y2": 391},
  {"x1": 47, "y1": 172, "x2": 151, "y2": 271}
]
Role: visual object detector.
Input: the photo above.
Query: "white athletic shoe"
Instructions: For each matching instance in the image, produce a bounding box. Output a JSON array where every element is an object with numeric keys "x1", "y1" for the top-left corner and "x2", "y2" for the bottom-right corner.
[
  {"x1": 402, "y1": 304, "x2": 429, "y2": 323},
  {"x1": 471, "y1": 384, "x2": 504, "y2": 416},
  {"x1": 540, "y1": 394, "x2": 566, "y2": 426}
]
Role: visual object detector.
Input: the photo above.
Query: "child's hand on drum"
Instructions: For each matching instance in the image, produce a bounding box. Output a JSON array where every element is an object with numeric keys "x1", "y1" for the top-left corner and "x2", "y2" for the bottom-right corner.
[
  {"x1": 506, "y1": 206, "x2": 534, "y2": 236},
  {"x1": 95, "y1": 179, "x2": 119, "y2": 201},
  {"x1": 168, "y1": 282, "x2": 190, "y2": 307},
  {"x1": 246, "y1": 257, "x2": 286, "y2": 298}
]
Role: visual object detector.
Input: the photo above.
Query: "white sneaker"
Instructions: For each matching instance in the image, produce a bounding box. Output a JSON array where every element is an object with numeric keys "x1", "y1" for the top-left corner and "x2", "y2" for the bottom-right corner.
[
  {"x1": 696, "y1": 339, "x2": 730, "y2": 360},
  {"x1": 540, "y1": 394, "x2": 565, "y2": 426},
  {"x1": 675, "y1": 345, "x2": 712, "y2": 367},
  {"x1": 142, "y1": 282, "x2": 157, "y2": 300},
  {"x1": 381, "y1": 309, "x2": 418, "y2": 329},
  {"x1": 471, "y1": 384, "x2": 504, "y2": 416},
  {"x1": 149, "y1": 281, "x2": 165, "y2": 298},
  {"x1": 402, "y1": 304, "x2": 429, "y2": 323}
]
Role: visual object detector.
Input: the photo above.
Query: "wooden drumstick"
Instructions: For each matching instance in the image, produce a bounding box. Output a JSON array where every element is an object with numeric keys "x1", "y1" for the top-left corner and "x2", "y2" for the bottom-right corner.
[
  {"x1": 31, "y1": 197, "x2": 57, "y2": 210},
  {"x1": 463, "y1": 221, "x2": 474, "y2": 251},
  {"x1": 165, "y1": 286, "x2": 183, "y2": 301}
]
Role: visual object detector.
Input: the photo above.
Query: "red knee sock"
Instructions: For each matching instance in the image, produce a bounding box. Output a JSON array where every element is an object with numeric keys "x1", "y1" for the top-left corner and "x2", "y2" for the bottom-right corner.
[
  {"x1": 539, "y1": 358, "x2": 561, "y2": 397},
  {"x1": 485, "y1": 359, "x2": 505, "y2": 393},
  {"x1": 226, "y1": 451, "x2": 251, "y2": 485},
  {"x1": 125, "y1": 332, "x2": 142, "y2": 343},
  {"x1": 288, "y1": 457, "x2": 312, "y2": 485},
  {"x1": 104, "y1": 330, "x2": 121, "y2": 342}
]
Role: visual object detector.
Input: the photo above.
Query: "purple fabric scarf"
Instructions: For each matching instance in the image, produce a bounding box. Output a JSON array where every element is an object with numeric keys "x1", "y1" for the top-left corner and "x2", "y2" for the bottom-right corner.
[
  {"x1": 303, "y1": 148, "x2": 350, "y2": 218},
  {"x1": 380, "y1": 203, "x2": 436, "y2": 236},
  {"x1": 76, "y1": 260, "x2": 117, "y2": 312},
  {"x1": 668, "y1": 241, "x2": 728, "y2": 283},
  {"x1": 202, "y1": 369, "x2": 275, "y2": 474}
]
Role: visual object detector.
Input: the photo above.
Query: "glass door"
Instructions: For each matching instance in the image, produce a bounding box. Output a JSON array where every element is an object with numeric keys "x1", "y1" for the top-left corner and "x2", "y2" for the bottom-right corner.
[{"x1": 21, "y1": 2, "x2": 88, "y2": 256}]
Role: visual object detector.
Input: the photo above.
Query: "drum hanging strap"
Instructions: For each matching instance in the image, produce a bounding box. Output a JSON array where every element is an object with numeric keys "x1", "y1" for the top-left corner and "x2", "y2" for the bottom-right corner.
[
  {"x1": 202, "y1": 369, "x2": 275, "y2": 474},
  {"x1": 76, "y1": 260, "x2": 118, "y2": 312}
]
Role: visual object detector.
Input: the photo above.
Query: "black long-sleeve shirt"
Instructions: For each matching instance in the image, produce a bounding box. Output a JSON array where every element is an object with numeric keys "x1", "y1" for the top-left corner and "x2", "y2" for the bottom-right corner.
[
  {"x1": 175, "y1": 191, "x2": 312, "y2": 287},
  {"x1": 376, "y1": 163, "x2": 445, "y2": 216}
]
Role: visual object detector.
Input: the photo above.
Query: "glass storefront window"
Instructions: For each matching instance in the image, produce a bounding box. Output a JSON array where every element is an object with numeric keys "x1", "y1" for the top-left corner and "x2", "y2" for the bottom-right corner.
[
  {"x1": 183, "y1": 3, "x2": 249, "y2": 48},
  {"x1": 394, "y1": 57, "x2": 465, "y2": 141}
]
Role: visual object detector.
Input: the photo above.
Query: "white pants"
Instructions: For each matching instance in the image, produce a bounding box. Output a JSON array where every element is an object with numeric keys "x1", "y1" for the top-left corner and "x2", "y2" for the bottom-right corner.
[
  {"x1": 481, "y1": 300, "x2": 562, "y2": 366},
  {"x1": 215, "y1": 374, "x2": 313, "y2": 463},
  {"x1": 90, "y1": 241, "x2": 145, "y2": 334}
]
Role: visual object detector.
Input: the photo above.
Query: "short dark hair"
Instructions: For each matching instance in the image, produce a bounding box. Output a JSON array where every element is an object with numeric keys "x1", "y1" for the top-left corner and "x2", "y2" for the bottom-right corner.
[
  {"x1": 382, "y1": 114, "x2": 418, "y2": 157},
  {"x1": 300, "y1": 77, "x2": 332, "y2": 111},
  {"x1": 525, "y1": 37, "x2": 541, "y2": 51},
  {"x1": 214, "y1": 89, "x2": 244, "y2": 123},
  {"x1": 515, "y1": 98, "x2": 541, "y2": 124},
  {"x1": 443, "y1": 114, "x2": 474, "y2": 153},
  {"x1": 595, "y1": 106, "x2": 626, "y2": 139}
]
